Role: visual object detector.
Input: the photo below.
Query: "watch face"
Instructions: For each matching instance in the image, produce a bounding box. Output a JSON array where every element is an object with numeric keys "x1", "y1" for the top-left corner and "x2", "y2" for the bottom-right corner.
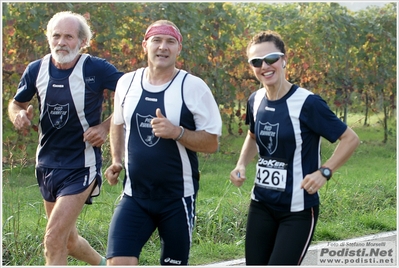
[{"x1": 323, "y1": 169, "x2": 331, "y2": 176}]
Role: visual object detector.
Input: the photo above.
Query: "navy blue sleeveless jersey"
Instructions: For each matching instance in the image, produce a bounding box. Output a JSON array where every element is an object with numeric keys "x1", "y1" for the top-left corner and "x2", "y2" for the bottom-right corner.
[
  {"x1": 113, "y1": 68, "x2": 222, "y2": 199},
  {"x1": 246, "y1": 85, "x2": 347, "y2": 212},
  {"x1": 14, "y1": 54, "x2": 123, "y2": 168}
]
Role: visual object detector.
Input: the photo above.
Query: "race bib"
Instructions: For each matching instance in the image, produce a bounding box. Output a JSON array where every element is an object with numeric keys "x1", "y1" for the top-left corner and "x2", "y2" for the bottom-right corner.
[{"x1": 255, "y1": 157, "x2": 288, "y2": 192}]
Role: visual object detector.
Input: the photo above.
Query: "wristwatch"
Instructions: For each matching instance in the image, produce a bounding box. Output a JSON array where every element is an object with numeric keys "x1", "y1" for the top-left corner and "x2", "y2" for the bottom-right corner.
[{"x1": 319, "y1": 167, "x2": 332, "y2": 181}]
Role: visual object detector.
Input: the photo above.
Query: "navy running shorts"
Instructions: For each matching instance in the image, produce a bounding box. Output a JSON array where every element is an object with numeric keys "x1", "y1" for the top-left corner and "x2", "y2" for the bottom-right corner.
[
  {"x1": 35, "y1": 164, "x2": 102, "y2": 204},
  {"x1": 106, "y1": 194, "x2": 196, "y2": 265}
]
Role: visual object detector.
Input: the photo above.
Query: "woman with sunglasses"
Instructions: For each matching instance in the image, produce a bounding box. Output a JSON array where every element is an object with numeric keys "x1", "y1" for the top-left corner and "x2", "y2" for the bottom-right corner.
[{"x1": 230, "y1": 30, "x2": 360, "y2": 265}]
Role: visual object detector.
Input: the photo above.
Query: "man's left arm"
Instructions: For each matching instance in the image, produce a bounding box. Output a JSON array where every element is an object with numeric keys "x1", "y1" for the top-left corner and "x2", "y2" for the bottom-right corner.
[
  {"x1": 151, "y1": 108, "x2": 220, "y2": 153},
  {"x1": 176, "y1": 128, "x2": 219, "y2": 153},
  {"x1": 83, "y1": 114, "x2": 112, "y2": 147}
]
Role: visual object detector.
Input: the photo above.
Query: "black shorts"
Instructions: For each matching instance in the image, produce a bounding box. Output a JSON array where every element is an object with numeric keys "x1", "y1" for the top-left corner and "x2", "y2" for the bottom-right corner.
[
  {"x1": 106, "y1": 194, "x2": 196, "y2": 265},
  {"x1": 35, "y1": 164, "x2": 102, "y2": 204}
]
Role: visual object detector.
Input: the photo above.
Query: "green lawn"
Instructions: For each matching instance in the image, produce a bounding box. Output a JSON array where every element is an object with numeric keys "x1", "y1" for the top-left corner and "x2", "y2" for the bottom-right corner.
[{"x1": 2, "y1": 113, "x2": 396, "y2": 265}]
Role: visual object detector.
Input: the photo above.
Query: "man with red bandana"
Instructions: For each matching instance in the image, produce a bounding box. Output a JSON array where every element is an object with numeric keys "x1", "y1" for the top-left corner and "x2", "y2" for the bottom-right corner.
[{"x1": 104, "y1": 20, "x2": 222, "y2": 265}]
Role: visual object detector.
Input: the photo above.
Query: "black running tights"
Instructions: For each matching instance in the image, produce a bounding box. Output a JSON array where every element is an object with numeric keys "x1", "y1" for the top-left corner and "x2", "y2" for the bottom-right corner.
[{"x1": 245, "y1": 200, "x2": 319, "y2": 265}]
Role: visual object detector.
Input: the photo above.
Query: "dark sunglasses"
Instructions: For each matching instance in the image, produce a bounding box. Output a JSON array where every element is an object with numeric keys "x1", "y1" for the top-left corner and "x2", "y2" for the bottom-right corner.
[{"x1": 248, "y1": 52, "x2": 284, "y2": 68}]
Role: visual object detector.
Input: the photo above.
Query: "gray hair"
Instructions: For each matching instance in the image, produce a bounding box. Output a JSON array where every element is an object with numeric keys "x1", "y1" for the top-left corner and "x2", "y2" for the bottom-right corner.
[{"x1": 46, "y1": 11, "x2": 92, "y2": 49}]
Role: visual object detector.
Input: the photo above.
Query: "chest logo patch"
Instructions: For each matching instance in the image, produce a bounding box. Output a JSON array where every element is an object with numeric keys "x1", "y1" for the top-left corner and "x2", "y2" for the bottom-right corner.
[
  {"x1": 85, "y1": 76, "x2": 95, "y2": 84},
  {"x1": 47, "y1": 103, "x2": 69, "y2": 129},
  {"x1": 258, "y1": 121, "x2": 279, "y2": 155},
  {"x1": 136, "y1": 113, "x2": 160, "y2": 147}
]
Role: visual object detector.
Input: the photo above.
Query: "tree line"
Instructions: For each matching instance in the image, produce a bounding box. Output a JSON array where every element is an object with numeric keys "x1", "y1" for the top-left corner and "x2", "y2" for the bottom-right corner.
[{"x1": 2, "y1": 2, "x2": 396, "y2": 164}]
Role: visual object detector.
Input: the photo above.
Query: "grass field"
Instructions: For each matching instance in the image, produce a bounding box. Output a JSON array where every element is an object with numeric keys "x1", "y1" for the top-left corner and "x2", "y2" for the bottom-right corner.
[{"x1": 2, "y1": 113, "x2": 396, "y2": 265}]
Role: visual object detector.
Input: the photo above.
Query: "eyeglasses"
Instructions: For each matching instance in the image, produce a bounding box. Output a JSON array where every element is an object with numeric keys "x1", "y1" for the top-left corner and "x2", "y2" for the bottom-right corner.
[{"x1": 248, "y1": 52, "x2": 284, "y2": 68}]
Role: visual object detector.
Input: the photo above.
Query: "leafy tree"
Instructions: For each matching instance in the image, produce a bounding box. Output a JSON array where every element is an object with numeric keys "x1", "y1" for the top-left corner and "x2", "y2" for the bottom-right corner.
[
  {"x1": 355, "y1": 3, "x2": 397, "y2": 143},
  {"x1": 2, "y1": 2, "x2": 397, "y2": 168}
]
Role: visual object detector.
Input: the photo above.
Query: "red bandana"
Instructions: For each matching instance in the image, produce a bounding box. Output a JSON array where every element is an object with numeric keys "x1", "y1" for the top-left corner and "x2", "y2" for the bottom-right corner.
[{"x1": 144, "y1": 24, "x2": 183, "y2": 43}]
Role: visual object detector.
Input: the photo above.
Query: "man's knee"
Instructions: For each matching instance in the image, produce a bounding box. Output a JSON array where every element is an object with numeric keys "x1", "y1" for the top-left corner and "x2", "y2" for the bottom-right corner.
[
  {"x1": 44, "y1": 228, "x2": 67, "y2": 254},
  {"x1": 107, "y1": 256, "x2": 139, "y2": 265},
  {"x1": 65, "y1": 228, "x2": 83, "y2": 253}
]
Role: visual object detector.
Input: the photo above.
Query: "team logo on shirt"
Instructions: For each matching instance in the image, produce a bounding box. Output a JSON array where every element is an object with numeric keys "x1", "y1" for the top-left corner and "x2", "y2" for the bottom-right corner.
[
  {"x1": 136, "y1": 114, "x2": 160, "y2": 147},
  {"x1": 46, "y1": 103, "x2": 69, "y2": 129},
  {"x1": 85, "y1": 76, "x2": 95, "y2": 84},
  {"x1": 258, "y1": 121, "x2": 279, "y2": 155}
]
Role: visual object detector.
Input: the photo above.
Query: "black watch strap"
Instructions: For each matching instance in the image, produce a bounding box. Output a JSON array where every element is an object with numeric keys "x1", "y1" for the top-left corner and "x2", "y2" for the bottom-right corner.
[{"x1": 319, "y1": 166, "x2": 332, "y2": 180}]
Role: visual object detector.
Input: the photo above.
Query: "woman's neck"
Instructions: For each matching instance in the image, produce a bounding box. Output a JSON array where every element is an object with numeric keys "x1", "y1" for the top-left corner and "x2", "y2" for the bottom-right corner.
[{"x1": 265, "y1": 80, "x2": 291, "y2": 100}]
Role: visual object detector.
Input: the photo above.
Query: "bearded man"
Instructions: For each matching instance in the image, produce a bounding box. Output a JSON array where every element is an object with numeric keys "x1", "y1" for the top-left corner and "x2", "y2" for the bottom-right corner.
[{"x1": 8, "y1": 11, "x2": 124, "y2": 265}]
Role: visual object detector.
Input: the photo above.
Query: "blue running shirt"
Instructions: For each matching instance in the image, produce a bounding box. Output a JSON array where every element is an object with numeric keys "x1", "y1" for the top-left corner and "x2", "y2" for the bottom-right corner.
[
  {"x1": 246, "y1": 85, "x2": 347, "y2": 212},
  {"x1": 113, "y1": 68, "x2": 222, "y2": 199},
  {"x1": 14, "y1": 54, "x2": 123, "y2": 168}
]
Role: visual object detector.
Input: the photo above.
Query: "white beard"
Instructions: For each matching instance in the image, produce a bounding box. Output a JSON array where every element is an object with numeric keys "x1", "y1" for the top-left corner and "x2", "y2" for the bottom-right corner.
[{"x1": 51, "y1": 43, "x2": 81, "y2": 64}]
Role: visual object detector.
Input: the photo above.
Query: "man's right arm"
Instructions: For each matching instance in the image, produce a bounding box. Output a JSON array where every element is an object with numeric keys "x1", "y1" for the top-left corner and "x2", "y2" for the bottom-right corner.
[
  {"x1": 109, "y1": 121, "x2": 125, "y2": 167},
  {"x1": 104, "y1": 121, "x2": 125, "y2": 185},
  {"x1": 8, "y1": 100, "x2": 33, "y2": 130}
]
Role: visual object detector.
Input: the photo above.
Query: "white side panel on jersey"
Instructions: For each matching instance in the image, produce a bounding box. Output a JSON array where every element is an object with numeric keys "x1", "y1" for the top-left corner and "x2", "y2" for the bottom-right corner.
[
  {"x1": 69, "y1": 54, "x2": 96, "y2": 167},
  {"x1": 286, "y1": 87, "x2": 312, "y2": 212}
]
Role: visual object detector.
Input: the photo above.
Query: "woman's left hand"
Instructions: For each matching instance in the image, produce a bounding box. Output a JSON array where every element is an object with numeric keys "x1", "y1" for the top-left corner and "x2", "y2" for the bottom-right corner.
[{"x1": 300, "y1": 171, "x2": 328, "y2": 194}]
